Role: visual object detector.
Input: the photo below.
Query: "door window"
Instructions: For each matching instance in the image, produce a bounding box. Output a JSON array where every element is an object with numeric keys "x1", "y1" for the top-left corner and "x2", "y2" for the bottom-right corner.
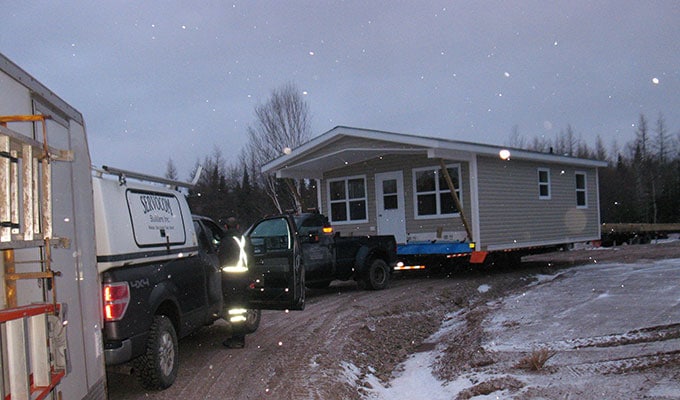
[{"x1": 382, "y1": 179, "x2": 398, "y2": 210}]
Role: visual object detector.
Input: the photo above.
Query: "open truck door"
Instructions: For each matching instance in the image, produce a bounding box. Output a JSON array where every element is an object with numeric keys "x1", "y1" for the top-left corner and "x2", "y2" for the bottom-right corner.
[{"x1": 243, "y1": 215, "x2": 305, "y2": 310}]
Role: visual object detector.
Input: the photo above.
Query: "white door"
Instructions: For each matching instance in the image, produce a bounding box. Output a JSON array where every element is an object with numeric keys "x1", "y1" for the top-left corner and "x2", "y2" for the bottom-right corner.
[{"x1": 375, "y1": 171, "x2": 407, "y2": 243}]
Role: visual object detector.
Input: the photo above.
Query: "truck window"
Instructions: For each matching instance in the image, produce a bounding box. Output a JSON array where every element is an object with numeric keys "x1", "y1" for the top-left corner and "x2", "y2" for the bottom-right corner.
[
  {"x1": 296, "y1": 215, "x2": 323, "y2": 236},
  {"x1": 249, "y1": 217, "x2": 291, "y2": 252}
]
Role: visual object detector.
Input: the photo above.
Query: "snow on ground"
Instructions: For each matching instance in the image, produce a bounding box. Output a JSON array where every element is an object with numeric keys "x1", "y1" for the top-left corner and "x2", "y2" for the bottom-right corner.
[{"x1": 362, "y1": 256, "x2": 680, "y2": 399}]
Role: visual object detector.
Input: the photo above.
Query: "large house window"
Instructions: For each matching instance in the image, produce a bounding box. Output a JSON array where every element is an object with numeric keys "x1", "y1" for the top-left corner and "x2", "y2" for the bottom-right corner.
[
  {"x1": 328, "y1": 176, "x2": 368, "y2": 223},
  {"x1": 413, "y1": 164, "x2": 462, "y2": 218},
  {"x1": 538, "y1": 168, "x2": 551, "y2": 199},
  {"x1": 575, "y1": 172, "x2": 587, "y2": 208}
]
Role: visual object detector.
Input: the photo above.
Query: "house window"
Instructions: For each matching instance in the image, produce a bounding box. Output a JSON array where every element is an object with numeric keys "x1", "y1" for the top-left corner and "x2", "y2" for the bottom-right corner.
[
  {"x1": 575, "y1": 172, "x2": 587, "y2": 208},
  {"x1": 413, "y1": 165, "x2": 462, "y2": 218},
  {"x1": 538, "y1": 168, "x2": 551, "y2": 199},
  {"x1": 328, "y1": 176, "x2": 368, "y2": 223}
]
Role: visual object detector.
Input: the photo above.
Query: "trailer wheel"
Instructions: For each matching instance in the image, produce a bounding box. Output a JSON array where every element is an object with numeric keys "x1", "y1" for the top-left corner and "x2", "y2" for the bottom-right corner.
[
  {"x1": 243, "y1": 309, "x2": 261, "y2": 334},
  {"x1": 135, "y1": 315, "x2": 178, "y2": 390},
  {"x1": 363, "y1": 258, "x2": 391, "y2": 290}
]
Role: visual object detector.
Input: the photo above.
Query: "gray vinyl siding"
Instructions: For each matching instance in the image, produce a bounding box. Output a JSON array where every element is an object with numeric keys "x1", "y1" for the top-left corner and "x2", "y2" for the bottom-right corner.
[
  {"x1": 320, "y1": 154, "x2": 470, "y2": 240},
  {"x1": 476, "y1": 155, "x2": 601, "y2": 250}
]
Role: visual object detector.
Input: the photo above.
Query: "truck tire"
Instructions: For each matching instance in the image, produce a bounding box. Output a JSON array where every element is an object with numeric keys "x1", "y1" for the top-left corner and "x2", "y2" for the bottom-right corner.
[
  {"x1": 243, "y1": 309, "x2": 261, "y2": 334},
  {"x1": 362, "y1": 258, "x2": 391, "y2": 290},
  {"x1": 134, "y1": 315, "x2": 178, "y2": 390},
  {"x1": 292, "y1": 255, "x2": 306, "y2": 310}
]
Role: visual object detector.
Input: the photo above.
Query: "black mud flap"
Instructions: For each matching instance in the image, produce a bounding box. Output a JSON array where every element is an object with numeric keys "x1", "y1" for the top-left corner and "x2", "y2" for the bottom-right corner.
[{"x1": 243, "y1": 216, "x2": 305, "y2": 311}]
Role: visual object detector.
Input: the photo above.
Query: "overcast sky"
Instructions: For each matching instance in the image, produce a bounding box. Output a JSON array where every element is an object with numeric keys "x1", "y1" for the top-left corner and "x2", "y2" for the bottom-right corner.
[{"x1": 2, "y1": 1, "x2": 678, "y2": 178}]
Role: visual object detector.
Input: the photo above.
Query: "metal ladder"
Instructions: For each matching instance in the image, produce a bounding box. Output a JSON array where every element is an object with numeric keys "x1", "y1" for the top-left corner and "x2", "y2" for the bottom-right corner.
[{"x1": 1, "y1": 115, "x2": 71, "y2": 400}]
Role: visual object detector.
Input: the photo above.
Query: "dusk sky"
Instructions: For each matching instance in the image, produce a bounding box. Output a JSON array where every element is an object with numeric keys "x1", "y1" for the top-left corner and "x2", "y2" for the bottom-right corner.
[{"x1": 2, "y1": 1, "x2": 678, "y2": 178}]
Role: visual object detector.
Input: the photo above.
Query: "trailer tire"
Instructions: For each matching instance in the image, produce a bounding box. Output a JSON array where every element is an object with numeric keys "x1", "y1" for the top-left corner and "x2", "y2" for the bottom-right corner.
[
  {"x1": 135, "y1": 315, "x2": 178, "y2": 390},
  {"x1": 362, "y1": 258, "x2": 391, "y2": 290},
  {"x1": 243, "y1": 309, "x2": 261, "y2": 334}
]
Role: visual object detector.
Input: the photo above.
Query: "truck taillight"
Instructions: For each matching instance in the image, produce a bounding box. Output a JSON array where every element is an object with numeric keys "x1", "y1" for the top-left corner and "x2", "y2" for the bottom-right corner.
[{"x1": 103, "y1": 282, "x2": 130, "y2": 321}]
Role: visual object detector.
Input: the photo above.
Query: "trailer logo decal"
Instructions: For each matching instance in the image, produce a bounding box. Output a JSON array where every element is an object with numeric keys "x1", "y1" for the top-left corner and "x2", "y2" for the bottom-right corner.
[
  {"x1": 126, "y1": 190, "x2": 187, "y2": 247},
  {"x1": 140, "y1": 195, "x2": 174, "y2": 216}
]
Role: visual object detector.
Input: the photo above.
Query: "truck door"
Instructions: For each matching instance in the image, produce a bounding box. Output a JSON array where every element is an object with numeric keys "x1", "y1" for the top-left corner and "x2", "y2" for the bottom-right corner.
[
  {"x1": 194, "y1": 218, "x2": 225, "y2": 308},
  {"x1": 245, "y1": 216, "x2": 305, "y2": 310},
  {"x1": 296, "y1": 214, "x2": 335, "y2": 281}
]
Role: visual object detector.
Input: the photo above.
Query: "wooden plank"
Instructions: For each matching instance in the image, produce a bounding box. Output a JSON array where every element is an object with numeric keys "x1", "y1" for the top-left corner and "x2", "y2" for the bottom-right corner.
[
  {"x1": 0, "y1": 135, "x2": 10, "y2": 242},
  {"x1": 30, "y1": 313, "x2": 51, "y2": 387},
  {"x1": 6, "y1": 317, "x2": 30, "y2": 399},
  {"x1": 22, "y1": 143, "x2": 34, "y2": 241}
]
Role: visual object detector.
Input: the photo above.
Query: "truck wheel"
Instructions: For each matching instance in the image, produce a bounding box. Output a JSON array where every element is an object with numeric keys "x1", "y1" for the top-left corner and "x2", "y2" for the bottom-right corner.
[
  {"x1": 243, "y1": 309, "x2": 261, "y2": 334},
  {"x1": 295, "y1": 260, "x2": 306, "y2": 310},
  {"x1": 134, "y1": 315, "x2": 178, "y2": 390},
  {"x1": 363, "y1": 259, "x2": 391, "y2": 290}
]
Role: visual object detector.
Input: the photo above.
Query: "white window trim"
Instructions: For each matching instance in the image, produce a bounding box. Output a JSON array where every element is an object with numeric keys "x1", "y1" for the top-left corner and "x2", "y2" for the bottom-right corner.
[
  {"x1": 412, "y1": 164, "x2": 462, "y2": 220},
  {"x1": 575, "y1": 171, "x2": 588, "y2": 209},
  {"x1": 326, "y1": 175, "x2": 369, "y2": 225},
  {"x1": 538, "y1": 168, "x2": 551, "y2": 200}
]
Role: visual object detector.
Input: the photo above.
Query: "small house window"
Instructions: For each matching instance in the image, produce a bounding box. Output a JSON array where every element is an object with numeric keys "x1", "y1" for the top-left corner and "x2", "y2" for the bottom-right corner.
[
  {"x1": 575, "y1": 172, "x2": 587, "y2": 208},
  {"x1": 413, "y1": 164, "x2": 462, "y2": 218},
  {"x1": 328, "y1": 176, "x2": 368, "y2": 223},
  {"x1": 538, "y1": 168, "x2": 551, "y2": 199}
]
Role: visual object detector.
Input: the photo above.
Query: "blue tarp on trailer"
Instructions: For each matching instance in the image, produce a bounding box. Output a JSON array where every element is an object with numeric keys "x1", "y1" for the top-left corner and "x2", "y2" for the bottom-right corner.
[{"x1": 397, "y1": 241, "x2": 473, "y2": 255}]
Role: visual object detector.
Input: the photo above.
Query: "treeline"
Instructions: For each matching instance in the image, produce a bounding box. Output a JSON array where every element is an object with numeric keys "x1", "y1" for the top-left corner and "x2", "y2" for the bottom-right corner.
[
  {"x1": 176, "y1": 147, "x2": 317, "y2": 229},
  {"x1": 510, "y1": 114, "x2": 680, "y2": 224}
]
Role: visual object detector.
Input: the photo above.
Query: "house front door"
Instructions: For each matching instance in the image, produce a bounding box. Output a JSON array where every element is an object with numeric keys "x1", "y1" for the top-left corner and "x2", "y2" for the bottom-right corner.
[{"x1": 375, "y1": 171, "x2": 407, "y2": 243}]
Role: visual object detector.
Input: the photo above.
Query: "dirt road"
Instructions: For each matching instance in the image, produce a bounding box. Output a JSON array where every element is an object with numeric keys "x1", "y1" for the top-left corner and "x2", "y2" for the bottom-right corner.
[{"x1": 107, "y1": 240, "x2": 680, "y2": 399}]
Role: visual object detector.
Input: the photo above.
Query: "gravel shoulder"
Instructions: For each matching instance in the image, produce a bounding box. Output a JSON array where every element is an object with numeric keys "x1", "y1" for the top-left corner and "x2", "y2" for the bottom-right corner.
[{"x1": 107, "y1": 240, "x2": 680, "y2": 399}]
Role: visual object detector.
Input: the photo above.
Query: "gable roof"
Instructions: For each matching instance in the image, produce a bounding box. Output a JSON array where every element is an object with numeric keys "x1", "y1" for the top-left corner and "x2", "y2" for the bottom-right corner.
[{"x1": 263, "y1": 126, "x2": 608, "y2": 179}]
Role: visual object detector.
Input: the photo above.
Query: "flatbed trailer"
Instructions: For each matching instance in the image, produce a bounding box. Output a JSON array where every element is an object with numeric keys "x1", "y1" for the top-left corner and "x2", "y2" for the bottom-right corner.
[
  {"x1": 601, "y1": 223, "x2": 680, "y2": 246},
  {"x1": 395, "y1": 240, "x2": 566, "y2": 271}
]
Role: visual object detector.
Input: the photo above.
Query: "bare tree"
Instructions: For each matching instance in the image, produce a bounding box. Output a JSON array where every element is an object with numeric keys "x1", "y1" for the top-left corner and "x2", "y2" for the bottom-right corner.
[
  {"x1": 654, "y1": 113, "x2": 671, "y2": 164},
  {"x1": 245, "y1": 83, "x2": 312, "y2": 212},
  {"x1": 506, "y1": 125, "x2": 526, "y2": 148},
  {"x1": 165, "y1": 158, "x2": 178, "y2": 180}
]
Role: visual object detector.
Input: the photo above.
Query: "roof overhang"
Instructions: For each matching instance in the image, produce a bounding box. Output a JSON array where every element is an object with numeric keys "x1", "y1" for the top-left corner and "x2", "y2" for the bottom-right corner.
[{"x1": 263, "y1": 126, "x2": 608, "y2": 179}]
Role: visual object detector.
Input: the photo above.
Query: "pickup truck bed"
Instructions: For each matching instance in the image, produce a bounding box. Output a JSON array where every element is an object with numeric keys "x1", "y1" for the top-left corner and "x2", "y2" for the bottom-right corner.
[{"x1": 293, "y1": 213, "x2": 397, "y2": 290}]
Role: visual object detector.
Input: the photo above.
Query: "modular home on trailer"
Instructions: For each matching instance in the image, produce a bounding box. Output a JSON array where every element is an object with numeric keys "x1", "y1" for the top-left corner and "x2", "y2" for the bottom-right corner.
[
  {"x1": 1, "y1": 53, "x2": 106, "y2": 398},
  {"x1": 262, "y1": 126, "x2": 607, "y2": 267}
]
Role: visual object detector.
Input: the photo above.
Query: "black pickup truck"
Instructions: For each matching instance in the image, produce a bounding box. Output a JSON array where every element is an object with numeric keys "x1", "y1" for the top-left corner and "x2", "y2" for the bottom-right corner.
[
  {"x1": 101, "y1": 215, "x2": 260, "y2": 390},
  {"x1": 241, "y1": 213, "x2": 397, "y2": 304}
]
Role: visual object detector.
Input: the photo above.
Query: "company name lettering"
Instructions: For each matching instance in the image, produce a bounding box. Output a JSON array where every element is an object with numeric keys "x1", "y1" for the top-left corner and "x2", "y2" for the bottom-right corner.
[{"x1": 140, "y1": 195, "x2": 174, "y2": 216}]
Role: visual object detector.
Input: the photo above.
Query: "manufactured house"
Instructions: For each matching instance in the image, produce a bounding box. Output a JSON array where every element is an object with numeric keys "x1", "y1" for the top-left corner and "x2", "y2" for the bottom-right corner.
[{"x1": 263, "y1": 126, "x2": 607, "y2": 262}]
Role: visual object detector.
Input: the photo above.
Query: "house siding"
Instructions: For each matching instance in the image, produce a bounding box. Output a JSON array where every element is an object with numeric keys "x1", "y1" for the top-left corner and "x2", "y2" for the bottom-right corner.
[
  {"x1": 476, "y1": 155, "x2": 601, "y2": 250},
  {"x1": 321, "y1": 154, "x2": 471, "y2": 241}
]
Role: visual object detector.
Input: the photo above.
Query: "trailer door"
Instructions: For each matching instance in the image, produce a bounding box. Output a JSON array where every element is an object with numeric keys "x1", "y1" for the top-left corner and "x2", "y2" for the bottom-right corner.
[{"x1": 245, "y1": 216, "x2": 305, "y2": 310}]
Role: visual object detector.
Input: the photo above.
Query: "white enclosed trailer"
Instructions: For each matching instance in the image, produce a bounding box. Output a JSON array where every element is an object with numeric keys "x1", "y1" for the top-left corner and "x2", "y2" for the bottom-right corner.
[{"x1": 0, "y1": 53, "x2": 106, "y2": 399}]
